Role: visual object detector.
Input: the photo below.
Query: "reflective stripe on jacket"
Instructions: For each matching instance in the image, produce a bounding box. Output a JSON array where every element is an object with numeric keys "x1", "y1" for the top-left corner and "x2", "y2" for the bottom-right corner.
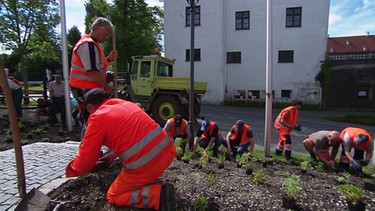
[
  {"x1": 274, "y1": 106, "x2": 298, "y2": 132},
  {"x1": 230, "y1": 124, "x2": 251, "y2": 145},
  {"x1": 70, "y1": 34, "x2": 108, "y2": 89}
]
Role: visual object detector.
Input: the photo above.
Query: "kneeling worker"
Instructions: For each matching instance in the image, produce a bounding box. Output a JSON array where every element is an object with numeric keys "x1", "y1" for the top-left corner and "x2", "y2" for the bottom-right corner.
[
  {"x1": 224, "y1": 120, "x2": 255, "y2": 160},
  {"x1": 303, "y1": 130, "x2": 341, "y2": 169},
  {"x1": 66, "y1": 88, "x2": 176, "y2": 210},
  {"x1": 163, "y1": 114, "x2": 192, "y2": 152}
]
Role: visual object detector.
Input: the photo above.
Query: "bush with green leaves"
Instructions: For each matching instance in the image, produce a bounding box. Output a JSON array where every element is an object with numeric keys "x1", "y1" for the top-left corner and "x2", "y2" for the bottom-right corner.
[
  {"x1": 282, "y1": 175, "x2": 305, "y2": 201},
  {"x1": 338, "y1": 183, "x2": 365, "y2": 204},
  {"x1": 300, "y1": 160, "x2": 312, "y2": 171},
  {"x1": 218, "y1": 152, "x2": 226, "y2": 164},
  {"x1": 182, "y1": 150, "x2": 192, "y2": 161},
  {"x1": 194, "y1": 196, "x2": 209, "y2": 211},
  {"x1": 236, "y1": 154, "x2": 248, "y2": 167}
]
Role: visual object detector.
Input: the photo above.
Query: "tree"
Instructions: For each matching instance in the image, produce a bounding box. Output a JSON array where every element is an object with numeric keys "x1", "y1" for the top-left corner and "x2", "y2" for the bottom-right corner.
[
  {"x1": 0, "y1": 0, "x2": 60, "y2": 103},
  {"x1": 67, "y1": 25, "x2": 82, "y2": 65},
  {"x1": 83, "y1": 0, "x2": 164, "y2": 72}
]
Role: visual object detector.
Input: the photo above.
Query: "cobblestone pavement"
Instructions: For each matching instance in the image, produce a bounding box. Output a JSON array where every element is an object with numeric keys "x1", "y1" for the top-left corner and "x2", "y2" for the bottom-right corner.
[{"x1": 0, "y1": 142, "x2": 79, "y2": 211}]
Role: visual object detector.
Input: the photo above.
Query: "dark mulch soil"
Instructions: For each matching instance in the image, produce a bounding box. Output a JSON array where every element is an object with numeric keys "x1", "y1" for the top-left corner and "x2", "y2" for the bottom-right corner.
[
  {"x1": 47, "y1": 157, "x2": 375, "y2": 211},
  {"x1": 2, "y1": 117, "x2": 375, "y2": 211}
]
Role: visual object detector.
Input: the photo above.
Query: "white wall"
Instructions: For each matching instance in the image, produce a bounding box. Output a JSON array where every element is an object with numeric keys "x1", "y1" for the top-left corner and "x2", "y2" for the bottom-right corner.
[{"x1": 164, "y1": 0, "x2": 330, "y2": 104}]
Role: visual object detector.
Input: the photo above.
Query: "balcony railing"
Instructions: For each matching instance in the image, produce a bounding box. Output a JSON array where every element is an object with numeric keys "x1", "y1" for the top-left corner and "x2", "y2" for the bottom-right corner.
[{"x1": 326, "y1": 51, "x2": 375, "y2": 65}]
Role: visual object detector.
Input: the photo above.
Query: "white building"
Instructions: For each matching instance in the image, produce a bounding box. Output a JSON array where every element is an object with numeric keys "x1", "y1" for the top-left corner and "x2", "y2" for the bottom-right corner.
[{"x1": 164, "y1": 0, "x2": 330, "y2": 105}]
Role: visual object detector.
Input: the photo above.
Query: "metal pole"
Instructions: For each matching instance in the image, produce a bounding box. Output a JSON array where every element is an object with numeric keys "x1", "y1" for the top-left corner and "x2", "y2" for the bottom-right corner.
[
  {"x1": 264, "y1": 0, "x2": 273, "y2": 157},
  {"x1": 188, "y1": 0, "x2": 198, "y2": 138},
  {"x1": 60, "y1": 0, "x2": 72, "y2": 131}
]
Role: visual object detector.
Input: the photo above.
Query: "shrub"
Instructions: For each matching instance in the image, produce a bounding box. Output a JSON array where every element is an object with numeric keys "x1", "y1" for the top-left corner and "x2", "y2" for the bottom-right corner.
[
  {"x1": 206, "y1": 173, "x2": 217, "y2": 186},
  {"x1": 282, "y1": 175, "x2": 305, "y2": 201},
  {"x1": 338, "y1": 184, "x2": 365, "y2": 205},
  {"x1": 252, "y1": 169, "x2": 266, "y2": 185}
]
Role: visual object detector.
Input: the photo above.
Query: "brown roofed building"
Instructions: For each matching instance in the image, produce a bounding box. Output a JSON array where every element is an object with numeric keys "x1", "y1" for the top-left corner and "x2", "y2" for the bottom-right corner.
[{"x1": 324, "y1": 35, "x2": 375, "y2": 110}]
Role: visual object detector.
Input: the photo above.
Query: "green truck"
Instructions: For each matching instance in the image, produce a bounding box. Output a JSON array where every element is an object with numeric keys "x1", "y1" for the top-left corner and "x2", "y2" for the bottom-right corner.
[{"x1": 116, "y1": 54, "x2": 207, "y2": 126}]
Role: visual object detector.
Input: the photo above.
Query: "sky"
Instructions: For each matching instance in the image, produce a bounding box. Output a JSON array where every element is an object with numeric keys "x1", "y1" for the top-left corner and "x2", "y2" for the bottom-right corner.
[{"x1": 63, "y1": 0, "x2": 375, "y2": 39}]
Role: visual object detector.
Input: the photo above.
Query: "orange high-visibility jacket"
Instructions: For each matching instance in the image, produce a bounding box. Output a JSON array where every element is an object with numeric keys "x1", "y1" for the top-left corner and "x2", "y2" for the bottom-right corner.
[
  {"x1": 202, "y1": 121, "x2": 221, "y2": 139},
  {"x1": 230, "y1": 124, "x2": 251, "y2": 145},
  {"x1": 66, "y1": 98, "x2": 174, "y2": 176},
  {"x1": 274, "y1": 106, "x2": 298, "y2": 132},
  {"x1": 167, "y1": 118, "x2": 187, "y2": 138},
  {"x1": 70, "y1": 34, "x2": 108, "y2": 89},
  {"x1": 340, "y1": 127, "x2": 372, "y2": 151}
]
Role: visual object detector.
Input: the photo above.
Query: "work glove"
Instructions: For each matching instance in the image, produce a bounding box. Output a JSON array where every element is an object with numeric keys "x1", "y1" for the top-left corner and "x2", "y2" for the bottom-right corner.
[
  {"x1": 294, "y1": 124, "x2": 302, "y2": 131},
  {"x1": 351, "y1": 160, "x2": 362, "y2": 171},
  {"x1": 360, "y1": 160, "x2": 370, "y2": 166}
]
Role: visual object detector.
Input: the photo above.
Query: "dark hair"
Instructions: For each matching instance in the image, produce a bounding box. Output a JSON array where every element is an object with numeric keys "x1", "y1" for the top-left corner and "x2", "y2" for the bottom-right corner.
[
  {"x1": 357, "y1": 134, "x2": 369, "y2": 144},
  {"x1": 83, "y1": 88, "x2": 110, "y2": 106},
  {"x1": 292, "y1": 99, "x2": 303, "y2": 106}
]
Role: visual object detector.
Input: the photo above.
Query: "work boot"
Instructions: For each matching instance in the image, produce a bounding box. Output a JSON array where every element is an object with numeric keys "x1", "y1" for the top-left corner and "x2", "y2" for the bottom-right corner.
[{"x1": 160, "y1": 184, "x2": 175, "y2": 211}]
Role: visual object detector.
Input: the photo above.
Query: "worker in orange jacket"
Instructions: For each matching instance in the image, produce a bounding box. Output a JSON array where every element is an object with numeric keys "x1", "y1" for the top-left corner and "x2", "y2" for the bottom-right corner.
[
  {"x1": 192, "y1": 120, "x2": 224, "y2": 157},
  {"x1": 274, "y1": 99, "x2": 302, "y2": 163},
  {"x1": 302, "y1": 130, "x2": 342, "y2": 168},
  {"x1": 223, "y1": 120, "x2": 255, "y2": 160},
  {"x1": 66, "y1": 88, "x2": 176, "y2": 210},
  {"x1": 70, "y1": 17, "x2": 117, "y2": 99},
  {"x1": 339, "y1": 127, "x2": 373, "y2": 175},
  {"x1": 163, "y1": 114, "x2": 192, "y2": 153}
]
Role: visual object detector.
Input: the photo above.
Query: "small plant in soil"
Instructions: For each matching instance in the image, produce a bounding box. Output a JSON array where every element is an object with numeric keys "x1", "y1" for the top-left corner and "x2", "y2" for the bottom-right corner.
[
  {"x1": 244, "y1": 161, "x2": 253, "y2": 175},
  {"x1": 252, "y1": 168, "x2": 266, "y2": 185},
  {"x1": 26, "y1": 132, "x2": 33, "y2": 139},
  {"x1": 198, "y1": 154, "x2": 209, "y2": 168},
  {"x1": 236, "y1": 154, "x2": 248, "y2": 168},
  {"x1": 218, "y1": 152, "x2": 226, "y2": 169},
  {"x1": 337, "y1": 172, "x2": 351, "y2": 184},
  {"x1": 18, "y1": 121, "x2": 25, "y2": 132},
  {"x1": 182, "y1": 150, "x2": 192, "y2": 163},
  {"x1": 363, "y1": 178, "x2": 375, "y2": 191},
  {"x1": 300, "y1": 160, "x2": 312, "y2": 173},
  {"x1": 338, "y1": 183, "x2": 366, "y2": 210},
  {"x1": 315, "y1": 161, "x2": 325, "y2": 171},
  {"x1": 175, "y1": 146, "x2": 183, "y2": 160},
  {"x1": 282, "y1": 175, "x2": 305, "y2": 209},
  {"x1": 194, "y1": 196, "x2": 209, "y2": 211},
  {"x1": 205, "y1": 173, "x2": 217, "y2": 186},
  {"x1": 41, "y1": 137, "x2": 49, "y2": 142},
  {"x1": 21, "y1": 139, "x2": 29, "y2": 145}
]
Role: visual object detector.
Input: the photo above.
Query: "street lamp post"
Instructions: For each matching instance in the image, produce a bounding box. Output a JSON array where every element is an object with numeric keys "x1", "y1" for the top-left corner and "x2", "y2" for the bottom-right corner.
[{"x1": 187, "y1": 0, "x2": 199, "y2": 137}]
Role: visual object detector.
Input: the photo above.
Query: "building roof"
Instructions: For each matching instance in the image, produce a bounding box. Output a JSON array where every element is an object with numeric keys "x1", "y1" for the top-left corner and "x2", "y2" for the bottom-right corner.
[{"x1": 327, "y1": 35, "x2": 375, "y2": 53}]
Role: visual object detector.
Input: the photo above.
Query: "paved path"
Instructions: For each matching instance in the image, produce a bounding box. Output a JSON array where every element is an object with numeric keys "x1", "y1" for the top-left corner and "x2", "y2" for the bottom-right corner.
[{"x1": 0, "y1": 142, "x2": 79, "y2": 211}]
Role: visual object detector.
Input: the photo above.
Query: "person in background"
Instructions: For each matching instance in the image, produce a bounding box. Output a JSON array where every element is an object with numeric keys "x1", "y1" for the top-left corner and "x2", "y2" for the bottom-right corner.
[
  {"x1": 66, "y1": 88, "x2": 176, "y2": 210},
  {"x1": 0, "y1": 77, "x2": 23, "y2": 118},
  {"x1": 274, "y1": 99, "x2": 303, "y2": 163},
  {"x1": 223, "y1": 120, "x2": 255, "y2": 160},
  {"x1": 49, "y1": 75, "x2": 66, "y2": 126},
  {"x1": 192, "y1": 120, "x2": 224, "y2": 157},
  {"x1": 35, "y1": 98, "x2": 53, "y2": 124},
  {"x1": 70, "y1": 96, "x2": 83, "y2": 127},
  {"x1": 69, "y1": 17, "x2": 118, "y2": 99},
  {"x1": 163, "y1": 114, "x2": 192, "y2": 153},
  {"x1": 339, "y1": 127, "x2": 373, "y2": 175},
  {"x1": 302, "y1": 130, "x2": 342, "y2": 169}
]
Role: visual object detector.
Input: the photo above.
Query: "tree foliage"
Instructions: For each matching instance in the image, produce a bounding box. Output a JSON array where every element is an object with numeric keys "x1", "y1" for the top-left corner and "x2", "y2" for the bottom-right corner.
[
  {"x1": 84, "y1": 0, "x2": 164, "y2": 72},
  {"x1": 0, "y1": 0, "x2": 60, "y2": 97}
]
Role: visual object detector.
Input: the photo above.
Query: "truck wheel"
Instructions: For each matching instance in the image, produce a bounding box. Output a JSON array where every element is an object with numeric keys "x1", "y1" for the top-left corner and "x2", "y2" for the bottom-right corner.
[{"x1": 152, "y1": 95, "x2": 182, "y2": 127}]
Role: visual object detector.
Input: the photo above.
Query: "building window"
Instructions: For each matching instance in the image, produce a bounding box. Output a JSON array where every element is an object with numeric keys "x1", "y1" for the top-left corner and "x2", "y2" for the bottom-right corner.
[
  {"x1": 358, "y1": 89, "x2": 369, "y2": 100},
  {"x1": 186, "y1": 6, "x2": 201, "y2": 27},
  {"x1": 281, "y1": 90, "x2": 292, "y2": 98},
  {"x1": 186, "y1": 49, "x2": 201, "y2": 61},
  {"x1": 286, "y1": 7, "x2": 302, "y2": 27},
  {"x1": 235, "y1": 11, "x2": 250, "y2": 30},
  {"x1": 278, "y1": 50, "x2": 294, "y2": 63},
  {"x1": 227, "y1": 52, "x2": 241, "y2": 63}
]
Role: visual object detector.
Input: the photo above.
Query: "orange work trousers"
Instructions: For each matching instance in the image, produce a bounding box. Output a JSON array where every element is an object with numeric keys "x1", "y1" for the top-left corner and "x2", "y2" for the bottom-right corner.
[{"x1": 107, "y1": 147, "x2": 175, "y2": 210}]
